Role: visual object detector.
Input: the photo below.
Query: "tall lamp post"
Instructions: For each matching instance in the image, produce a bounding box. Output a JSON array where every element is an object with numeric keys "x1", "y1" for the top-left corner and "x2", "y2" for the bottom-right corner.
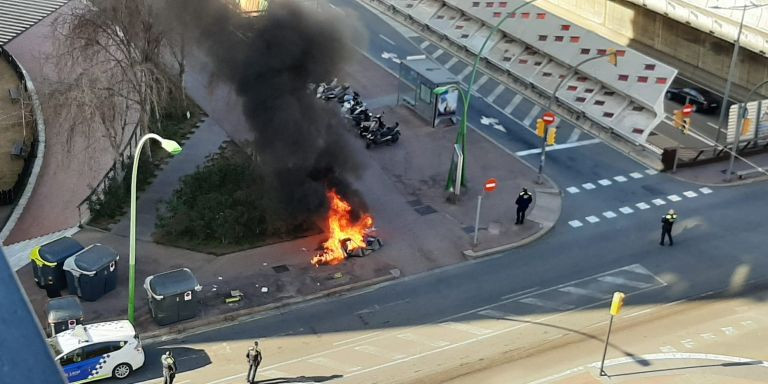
[
  {"x1": 710, "y1": 2, "x2": 768, "y2": 151},
  {"x1": 724, "y1": 79, "x2": 768, "y2": 182},
  {"x1": 445, "y1": 0, "x2": 543, "y2": 195},
  {"x1": 128, "y1": 134, "x2": 182, "y2": 324},
  {"x1": 536, "y1": 51, "x2": 618, "y2": 184}
]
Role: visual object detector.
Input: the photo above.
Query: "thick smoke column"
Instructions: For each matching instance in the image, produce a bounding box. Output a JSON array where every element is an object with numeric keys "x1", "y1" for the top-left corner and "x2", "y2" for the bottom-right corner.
[{"x1": 159, "y1": 1, "x2": 366, "y2": 220}]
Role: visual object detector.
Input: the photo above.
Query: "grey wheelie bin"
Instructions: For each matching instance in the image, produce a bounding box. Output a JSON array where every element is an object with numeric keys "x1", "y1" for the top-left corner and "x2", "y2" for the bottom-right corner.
[
  {"x1": 144, "y1": 268, "x2": 202, "y2": 326},
  {"x1": 30, "y1": 237, "x2": 84, "y2": 297},
  {"x1": 63, "y1": 244, "x2": 119, "y2": 301},
  {"x1": 45, "y1": 296, "x2": 84, "y2": 336}
]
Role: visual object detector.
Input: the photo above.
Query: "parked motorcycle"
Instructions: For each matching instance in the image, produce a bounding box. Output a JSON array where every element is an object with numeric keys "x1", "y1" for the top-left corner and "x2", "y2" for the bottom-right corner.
[
  {"x1": 320, "y1": 83, "x2": 350, "y2": 101},
  {"x1": 365, "y1": 119, "x2": 400, "y2": 148}
]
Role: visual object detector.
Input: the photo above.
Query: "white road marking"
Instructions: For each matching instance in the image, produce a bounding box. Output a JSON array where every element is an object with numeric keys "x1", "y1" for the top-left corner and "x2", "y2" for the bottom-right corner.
[
  {"x1": 645, "y1": 169, "x2": 658, "y2": 175},
  {"x1": 473, "y1": 75, "x2": 489, "y2": 90},
  {"x1": 566, "y1": 128, "x2": 581, "y2": 143},
  {"x1": 432, "y1": 48, "x2": 445, "y2": 58},
  {"x1": 487, "y1": 84, "x2": 506, "y2": 103},
  {"x1": 379, "y1": 34, "x2": 395, "y2": 45},
  {"x1": 500, "y1": 287, "x2": 540, "y2": 299},
  {"x1": 602, "y1": 211, "x2": 617, "y2": 218},
  {"x1": 514, "y1": 139, "x2": 600, "y2": 156},
  {"x1": 597, "y1": 276, "x2": 653, "y2": 288},
  {"x1": 307, "y1": 357, "x2": 362, "y2": 371},
  {"x1": 629, "y1": 172, "x2": 644, "y2": 179},
  {"x1": 636, "y1": 202, "x2": 651, "y2": 209},
  {"x1": 699, "y1": 187, "x2": 713, "y2": 194},
  {"x1": 721, "y1": 326, "x2": 736, "y2": 335},
  {"x1": 613, "y1": 175, "x2": 628, "y2": 182},
  {"x1": 700, "y1": 333, "x2": 717, "y2": 340},
  {"x1": 477, "y1": 309, "x2": 517, "y2": 320},
  {"x1": 445, "y1": 57, "x2": 459, "y2": 69},
  {"x1": 522, "y1": 105, "x2": 542, "y2": 126},
  {"x1": 582, "y1": 183, "x2": 596, "y2": 190},
  {"x1": 354, "y1": 345, "x2": 408, "y2": 360},
  {"x1": 568, "y1": 220, "x2": 583, "y2": 228},
  {"x1": 659, "y1": 346, "x2": 678, "y2": 353},
  {"x1": 624, "y1": 264, "x2": 656, "y2": 276},
  {"x1": 652, "y1": 198, "x2": 666, "y2": 205},
  {"x1": 397, "y1": 333, "x2": 450, "y2": 347},
  {"x1": 557, "y1": 286, "x2": 607, "y2": 299},
  {"x1": 667, "y1": 194, "x2": 682, "y2": 202},
  {"x1": 619, "y1": 206, "x2": 634, "y2": 214},
  {"x1": 480, "y1": 116, "x2": 499, "y2": 126},
  {"x1": 504, "y1": 94, "x2": 523, "y2": 113},
  {"x1": 566, "y1": 187, "x2": 579, "y2": 194},
  {"x1": 419, "y1": 40, "x2": 430, "y2": 49},
  {"x1": 585, "y1": 215, "x2": 600, "y2": 223},
  {"x1": 333, "y1": 331, "x2": 384, "y2": 345},
  {"x1": 741, "y1": 320, "x2": 755, "y2": 327},
  {"x1": 683, "y1": 190, "x2": 698, "y2": 198},
  {"x1": 458, "y1": 66, "x2": 473, "y2": 80},
  {"x1": 597, "y1": 179, "x2": 612, "y2": 186},
  {"x1": 680, "y1": 339, "x2": 696, "y2": 348},
  {"x1": 440, "y1": 321, "x2": 493, "y2": 335},
  {"x1": 491, "y1": 123, "x2": 506, "y2": 132},
  {"x1": 518, "y1": 297, "x2": 575, "y2": 311},
  {"x1": 260, "y1": 370, "x2": 291, "y2": 378}
]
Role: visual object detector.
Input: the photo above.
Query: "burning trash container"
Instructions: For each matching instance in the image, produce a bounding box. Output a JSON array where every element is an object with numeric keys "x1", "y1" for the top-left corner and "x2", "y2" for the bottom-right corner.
[
  {"x1": 144, "y1": 268, "x2": 202, "y2": 326},
  {"x1": 45, "y1": 296, "x2": 84, "y2": 337},
  {"x1": 63, "y1": 244, "x2": 119, "y2": 301},
  {"x1": 30, "y1": 237, "x2": 84, "y2": 298}
]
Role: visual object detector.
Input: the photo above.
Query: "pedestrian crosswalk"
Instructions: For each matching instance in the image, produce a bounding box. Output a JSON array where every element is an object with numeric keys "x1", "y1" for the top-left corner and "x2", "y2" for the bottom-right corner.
[
  {"x1": 565, "y1": 169, "x2": 658, "y2": 194},
  {"x1": 567, "y1": 187, "x2": 715, "y2": 229}
]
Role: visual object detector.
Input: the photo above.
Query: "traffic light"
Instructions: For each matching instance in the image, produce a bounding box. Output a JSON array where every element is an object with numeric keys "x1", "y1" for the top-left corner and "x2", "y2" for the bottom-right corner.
[
  {"x1": 673, "y1": 110, "x2": 683, "y2": 130},
  {"x1": 536, "y1": 119, "x2": 545, "y2": 137},
  {"x1": 546, "y1": 127, "x2": 557, "y2": 145},
  {"x1": 741, "y1": 117, "x2": 753, "y2": 137},
  {"x1": 609, "y1": 291, "x2": 625, "y2": 316},
  {"x1": 607, "y1": 48, "x2": 617, "y2": 66},
  {"x1": 681, "y1": 117, "x2": 691, "y2": 135}
]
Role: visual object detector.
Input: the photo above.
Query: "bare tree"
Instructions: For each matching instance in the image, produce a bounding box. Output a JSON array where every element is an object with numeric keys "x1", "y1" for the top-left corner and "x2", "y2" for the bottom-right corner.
[{"x1": 46, "y1": 0, "x2": 183, "y2": 162}]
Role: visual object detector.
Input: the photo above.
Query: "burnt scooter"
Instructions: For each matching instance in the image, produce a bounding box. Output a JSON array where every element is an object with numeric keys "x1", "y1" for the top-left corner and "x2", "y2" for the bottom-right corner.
[{"x1": 365, "y1": 116, "x2": 400, "y2": 148}]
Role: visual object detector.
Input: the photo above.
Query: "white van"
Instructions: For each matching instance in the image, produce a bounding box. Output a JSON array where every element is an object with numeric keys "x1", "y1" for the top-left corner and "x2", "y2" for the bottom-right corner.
[{"x1": 48, "y1": 320, "x2": 145, "y2": 382}]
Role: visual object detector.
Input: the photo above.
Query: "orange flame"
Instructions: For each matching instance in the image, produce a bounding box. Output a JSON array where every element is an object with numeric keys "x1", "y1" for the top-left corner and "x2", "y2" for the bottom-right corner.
[{"x1": 311, "y1": 190, "x2": 374, "y2": 266}]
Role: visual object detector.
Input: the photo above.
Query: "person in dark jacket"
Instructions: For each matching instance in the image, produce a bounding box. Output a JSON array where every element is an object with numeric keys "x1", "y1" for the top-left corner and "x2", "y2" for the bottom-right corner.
[
  {"x1": 246, "y1": 340, "x2": 263, "y2": 384},
  {"x1": 162, "y1": 350, "x2": 177, "y2": 384},
  {"x1": 660, "y1": 209, "x2": 677, "y2": 246},
  {"x1": 515, "y1": 188, "x2": 533, "y2": 224}
]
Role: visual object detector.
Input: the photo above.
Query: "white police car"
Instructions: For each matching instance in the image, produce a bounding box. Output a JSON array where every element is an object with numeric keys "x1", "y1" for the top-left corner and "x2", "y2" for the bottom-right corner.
[{"x1": 48, "y1": 320, "x2": 145, "y2": 382}]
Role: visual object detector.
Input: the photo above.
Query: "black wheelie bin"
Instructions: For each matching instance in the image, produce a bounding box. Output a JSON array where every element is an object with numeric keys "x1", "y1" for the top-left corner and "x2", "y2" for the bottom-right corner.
[
  {"x1": 30, "y1": 237, "x2": 84, "y2": 298},
  {"x1": 63, "y1": 244, "x2": 119, "y2": 301},
  {"x1": 45, "y1": 296, "x2": 84, "y2": 336},
  {"x1": 144, "y1": 268, "x2": 202, "y2": 326}
]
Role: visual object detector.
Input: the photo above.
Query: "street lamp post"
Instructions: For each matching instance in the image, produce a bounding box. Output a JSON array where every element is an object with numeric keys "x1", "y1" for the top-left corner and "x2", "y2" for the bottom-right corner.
[
  {"x1": 128, "y1": 133, "x2": 182, "y2": 324},
  {"x1": 724, "y1": 79, "x2": 768, "y2": 182},
  {"x1": 712, "y1": 4, "x2": 748, "y2": 151},
  {"x1": 446, "y1": 0, "x2": 543, "y2": 195},
  {"x1": 536, "y1": 51, "x2": 617, "y2": 184}
]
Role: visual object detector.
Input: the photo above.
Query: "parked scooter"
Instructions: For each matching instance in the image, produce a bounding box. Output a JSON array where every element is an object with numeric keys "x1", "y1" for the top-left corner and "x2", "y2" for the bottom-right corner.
[
  {"x1": 358, "y1": 113, "x2": 382, "y2": 137},
  {"x1": 365, "y1": 118, "x2": 400, "y2": 148},
  {"x1": 320, "y1": 83, "x2": 350, "y2": 101},
  {"x1": 315, "y1": 78, "x2": 337, "y2": 99}
]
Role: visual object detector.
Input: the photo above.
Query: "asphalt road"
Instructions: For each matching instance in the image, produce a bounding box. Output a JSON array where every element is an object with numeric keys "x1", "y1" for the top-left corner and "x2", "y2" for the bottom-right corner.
[{"x1": 104, "y1": 2, "x2": 768, "y2": 383}]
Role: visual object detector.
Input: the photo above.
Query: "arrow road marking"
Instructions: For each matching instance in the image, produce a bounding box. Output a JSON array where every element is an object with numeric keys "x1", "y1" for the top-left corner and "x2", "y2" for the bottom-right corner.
[
  {"x1": 480, "y1": 116, "x2": 499, "y2": 125},
  {"x1": 379, "y1": 34, "x2": 395, "y2": 45}
]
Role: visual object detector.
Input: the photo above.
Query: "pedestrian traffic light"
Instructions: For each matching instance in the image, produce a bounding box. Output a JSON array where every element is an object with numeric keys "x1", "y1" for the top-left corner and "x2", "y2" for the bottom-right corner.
[
  {"x1": 546, "y1": 127, "x2": 557, "y2": 145},
  {"x1": 741, "y1": 117, "x2": 753, "y2": 137},
  {"x1": 536, "y1": 119, "x2": 546, "y2": 137},
  {"x1": 681, "y1": 117, "x2": 691, "y2": 135},
  {"x1": 609, "y1": 291, "x2": 625, "y2": 316},
  {"x1": 607, "y1": 48, "x2": 618, "y2": 66}
]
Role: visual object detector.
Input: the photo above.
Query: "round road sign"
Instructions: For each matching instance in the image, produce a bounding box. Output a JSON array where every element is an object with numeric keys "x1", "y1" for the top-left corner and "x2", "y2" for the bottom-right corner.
[
  {"x1": 682, "y1": 104, "x2": 694, "y2": 116},
  {"x1": 542, "y1": 112, "x2": 556, "y2": 125},
  {"x1": 484, "y1": 178, "x2": 497, "y2": 192}
]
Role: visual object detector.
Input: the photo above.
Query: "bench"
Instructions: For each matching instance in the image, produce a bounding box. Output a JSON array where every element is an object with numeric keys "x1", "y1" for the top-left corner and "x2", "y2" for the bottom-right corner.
[
  {"x1": 736, "y1": 168, "x2": 764, "y2": 180},
  {"x1": 8, "y1": 86, "x2": 21, "y2": 103}
]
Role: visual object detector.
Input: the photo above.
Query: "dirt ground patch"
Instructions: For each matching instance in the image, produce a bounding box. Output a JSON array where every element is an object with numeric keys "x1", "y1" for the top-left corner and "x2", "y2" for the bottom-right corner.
[{"x1": 0, "y1": 58, "x2": 32, "y2": 190}]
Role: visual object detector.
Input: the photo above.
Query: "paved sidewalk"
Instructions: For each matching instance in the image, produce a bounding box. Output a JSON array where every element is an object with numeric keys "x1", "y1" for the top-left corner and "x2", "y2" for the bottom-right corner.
[{"x1": 16, "y1": 46, "x2": 561, "y2": 340}]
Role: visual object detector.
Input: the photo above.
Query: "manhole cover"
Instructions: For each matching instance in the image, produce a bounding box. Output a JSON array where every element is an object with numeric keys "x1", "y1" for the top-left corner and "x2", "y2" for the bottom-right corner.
[
  {"x1": 407, "y1": 198, "x2": 424, "y2": 207},
  {"x1": 462, "y1": 225, "x2": 475, "y2": 234},
  {"x1": 272, "y1": 265, "x2": 290, "y2": 274},
  {"x1": 414, "y1": 205, "x2": 437, "y2": 216}
]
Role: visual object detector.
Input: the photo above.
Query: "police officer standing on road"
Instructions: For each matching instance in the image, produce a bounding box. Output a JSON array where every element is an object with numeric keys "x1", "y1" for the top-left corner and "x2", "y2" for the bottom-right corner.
[
  {"x1": 660, "y1": 209, "x2": 677, "y2": 246},
  {"x1": 515, "y1": 188, "x2": 533, "y2": 225},
  {"x1": 162, "y1": 350, "x2": 177, "y2": 384},
  {"x1": 246, "y1": 340, "x2": 262, "y2": 384}
]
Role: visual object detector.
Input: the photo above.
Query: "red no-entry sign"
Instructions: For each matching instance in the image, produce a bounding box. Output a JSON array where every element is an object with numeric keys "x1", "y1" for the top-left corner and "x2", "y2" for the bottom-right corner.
[
  {"x1": 542, "y1": 112, "x2": 556, "y2": 125},
  {"x1": 682, "y1": 104, "x2": 694, "y2": 117},
  {"x1": 484, "y1": 178, "x2": 497, "y2": 192}
]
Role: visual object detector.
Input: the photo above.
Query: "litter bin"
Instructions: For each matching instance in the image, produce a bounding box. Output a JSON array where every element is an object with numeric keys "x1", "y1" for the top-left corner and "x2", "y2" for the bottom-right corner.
[
  {"x1": 30, "y1": 237, "x2": 84, "y2": 297},
  {"x1": 144, "y1": 268, "x2": 202, "y2": 326},
  {"x1": 63, "y1": 244, "x2": 119, "y2": 302},
  {"x1": 45, "y1": 296, "x2": 84, "y2": 337}
]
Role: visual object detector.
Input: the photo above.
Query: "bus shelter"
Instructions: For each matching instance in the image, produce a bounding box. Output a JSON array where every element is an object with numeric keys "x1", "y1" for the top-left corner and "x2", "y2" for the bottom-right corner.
[{"x1": 397, "y1": 56, "x2": 459, "y2": 128}]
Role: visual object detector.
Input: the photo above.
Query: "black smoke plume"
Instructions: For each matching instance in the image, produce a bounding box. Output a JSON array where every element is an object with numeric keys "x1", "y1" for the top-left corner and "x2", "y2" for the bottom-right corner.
[{"x1": 157, "y1": 1, "x2": 367, "y2": 221}]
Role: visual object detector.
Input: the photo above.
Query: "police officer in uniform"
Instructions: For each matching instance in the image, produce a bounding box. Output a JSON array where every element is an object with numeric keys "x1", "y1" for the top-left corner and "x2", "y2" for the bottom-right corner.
[
  {"x1": 246, "y1": 340, "x2": 262, "y2": 384},
  {"x1": 162, "y1": 350, "x2": 177, "y2": 384},
  {"x1": 515, "y1": 188, "x2": 533, "y2": 224},
  {"x1": 660, "y1": 209, "x2": 677, "y2": 246}
]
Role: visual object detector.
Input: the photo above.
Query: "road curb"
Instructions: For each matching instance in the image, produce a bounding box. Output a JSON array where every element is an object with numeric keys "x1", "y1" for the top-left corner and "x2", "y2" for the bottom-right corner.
[{"x1": 140, "y1": 271, "x2": 398, "y2": 345}]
